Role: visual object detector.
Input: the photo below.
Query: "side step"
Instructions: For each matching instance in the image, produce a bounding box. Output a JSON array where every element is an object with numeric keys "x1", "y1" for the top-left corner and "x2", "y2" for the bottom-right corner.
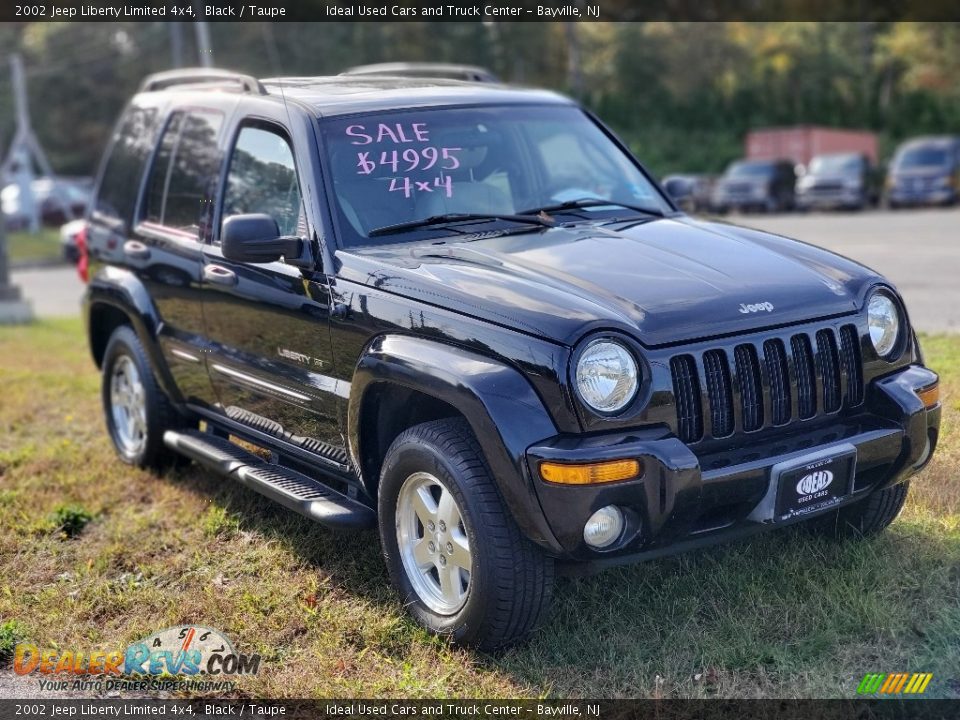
[{"x1": 163, "y1": 430, "x2": 376, "y2": 530}]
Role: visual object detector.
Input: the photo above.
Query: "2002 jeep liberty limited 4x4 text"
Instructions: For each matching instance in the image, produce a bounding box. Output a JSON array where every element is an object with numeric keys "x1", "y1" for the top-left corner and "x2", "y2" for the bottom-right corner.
[{"x1": 83, "y1": 69, "x2": 941, "y2": 649}]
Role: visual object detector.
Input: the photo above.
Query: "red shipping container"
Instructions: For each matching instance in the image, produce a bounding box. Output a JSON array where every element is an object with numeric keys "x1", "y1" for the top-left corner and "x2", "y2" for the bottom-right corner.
[{"x1": 745, "y1": 126, "x2": 878, "y2": 166}]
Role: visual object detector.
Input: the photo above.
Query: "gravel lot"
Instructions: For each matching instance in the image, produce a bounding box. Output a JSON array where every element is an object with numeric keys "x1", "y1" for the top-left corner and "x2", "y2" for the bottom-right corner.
[{"x1": 9, "y1": 207, "x2": 959, "y2": 332}]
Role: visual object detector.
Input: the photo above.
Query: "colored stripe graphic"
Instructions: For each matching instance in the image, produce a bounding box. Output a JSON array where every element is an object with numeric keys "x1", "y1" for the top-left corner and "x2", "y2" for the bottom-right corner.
[
  {"x1": 879, "y1": 674, "x2": 897, "y2": 693},
  {"x1": 857, "y1": 674, "x2": 885, "y2": 694},
  {"x1": 857, "y1": 673, "x2": 932, "y2": 695}
]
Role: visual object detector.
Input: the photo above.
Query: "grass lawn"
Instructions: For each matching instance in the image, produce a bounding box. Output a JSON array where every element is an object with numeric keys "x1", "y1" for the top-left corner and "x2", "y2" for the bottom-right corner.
[
  {"x1": 0, "y1": 318, "x2": 957, "y2": 698},
  {"x1": 5, "y1": 228, "x2": 63, "y2": 265}
]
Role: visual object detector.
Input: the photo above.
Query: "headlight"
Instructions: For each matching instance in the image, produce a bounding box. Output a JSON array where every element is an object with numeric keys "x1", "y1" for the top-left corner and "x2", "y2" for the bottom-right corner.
[
  {"x1": 867, "y1": 291, "x2": 902, "y2": 358},
  {"x1": 575, "y1": 340, "x2": 639, "y2": 413},
  {"x1": 844, "y1": 177, "x2": 862, "y2": 190}
]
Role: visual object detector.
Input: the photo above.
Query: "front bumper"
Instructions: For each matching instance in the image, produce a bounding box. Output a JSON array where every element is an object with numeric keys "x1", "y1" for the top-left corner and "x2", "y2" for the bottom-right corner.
[
  {"x1": 797, "y1": 188, "x2": 864, "y2": 209},
  {"x1": 887, "y1": 187, "x2": 957, "y2": 206},
  {"x1": 525, "y1": 365, "x2": 940, "y2": 565},
  {"x1": 713, "y1": 192, "x2": 769, "y2": 210}
]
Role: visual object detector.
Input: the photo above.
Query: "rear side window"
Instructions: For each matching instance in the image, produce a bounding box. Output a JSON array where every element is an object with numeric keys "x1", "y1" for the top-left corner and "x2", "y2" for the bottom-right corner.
[
  {"x1": 142, "y1": 109, "x2": 224, "y2": 239},
  {"x1": 94, "y1": 104, "x2": 160, "y2": 227},
  {"x1": 144, "y1": 113, "x2": 184, "y2": 224}
]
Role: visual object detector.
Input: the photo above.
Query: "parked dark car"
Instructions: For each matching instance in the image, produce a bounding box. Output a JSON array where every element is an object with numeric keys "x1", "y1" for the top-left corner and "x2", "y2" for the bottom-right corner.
[
  {"x1": 1, "y1": 177, "x2": 90, "y2": 230},
  {"x1": 342, "y1": 62, "x2": 500, "y2": 83},
  {"x1": 885, "y1": 136, "x2": 960, "y2": 208},
  {"x1": 796, "y1": 152, "x2": 880, "y2": 211},
  {"x1": 84, "y1": 69, "x2": 940, "y2": 649},
  {"x1": 712, "y1": 159, "x2": 796, "y2": 213},
  {"x1": 662, "y1": 174, "x2": 715, "y2": 213}
]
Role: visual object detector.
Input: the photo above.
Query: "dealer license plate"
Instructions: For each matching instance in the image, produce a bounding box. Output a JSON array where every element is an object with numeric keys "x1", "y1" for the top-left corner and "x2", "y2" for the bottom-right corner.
[{"x1": 774, "y1": 449, "x2": 856, "y2": 522}]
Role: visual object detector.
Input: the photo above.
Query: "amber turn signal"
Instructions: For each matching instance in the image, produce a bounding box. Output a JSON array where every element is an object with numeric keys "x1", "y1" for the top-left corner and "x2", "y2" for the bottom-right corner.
[
  {"x1": 540, "y1": 459, "x2": 642, "y2": 485},
  {"x1": 916, "y1": 383, "x2": 939, "y2": 408}
]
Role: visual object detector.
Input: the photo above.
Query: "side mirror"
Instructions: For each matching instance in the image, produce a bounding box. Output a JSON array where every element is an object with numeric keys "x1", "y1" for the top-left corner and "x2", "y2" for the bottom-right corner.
[{"x1": 221, "y1": 214, "x2": 303, "y2": 264}]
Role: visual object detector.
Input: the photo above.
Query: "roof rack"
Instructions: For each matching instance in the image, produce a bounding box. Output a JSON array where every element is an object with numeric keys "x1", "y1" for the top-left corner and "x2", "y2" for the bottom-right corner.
[
  {"x1": 341, "y1": 62, "x2": 500, "y2": 84},
  {"x1": 139, "y1": 68, "x2": 266, "y2": 95}
]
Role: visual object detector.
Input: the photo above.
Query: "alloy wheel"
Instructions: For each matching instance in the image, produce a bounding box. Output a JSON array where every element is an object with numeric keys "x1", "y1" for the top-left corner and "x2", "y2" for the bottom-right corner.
[
  {"x1": 396, "y1": 471, "x2": 473, "y2": 614},
  {"x1": 109, "y1": 355, "x2": 148, "y2": 456}
]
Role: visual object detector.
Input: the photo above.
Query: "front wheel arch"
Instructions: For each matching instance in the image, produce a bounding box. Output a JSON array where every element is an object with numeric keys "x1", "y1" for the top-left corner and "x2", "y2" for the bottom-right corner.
[
  {"x1": 348, "y1": 334, "x2": 564, "y2": 555},
  {"x1": 356, "y1": 382, "x2": 462, "y2": 499}
]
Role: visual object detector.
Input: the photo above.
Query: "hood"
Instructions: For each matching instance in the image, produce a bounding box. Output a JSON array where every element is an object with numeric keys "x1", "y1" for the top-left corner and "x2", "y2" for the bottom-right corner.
[{"x1": 336, "y1": 217, "x2": 879, "y2": 347}]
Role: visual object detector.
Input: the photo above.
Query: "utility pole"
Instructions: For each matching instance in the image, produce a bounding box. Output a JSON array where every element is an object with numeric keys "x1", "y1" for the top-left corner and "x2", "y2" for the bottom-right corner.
[
  {"x1": 170, "y1": 22, "x2": 185, "y2": 68},
  {"x1": 564, "y1": 22, "x2": 584, "y2": 99},
  {"x1": 192, "y1": 5, "x2": 214, "y2": 67},
  {"x1": 0, "y1": 211, "x2": 34, "y2": 324},
  {"x1": 260, "y1": 23, "x2": 282, "y2": 75}
]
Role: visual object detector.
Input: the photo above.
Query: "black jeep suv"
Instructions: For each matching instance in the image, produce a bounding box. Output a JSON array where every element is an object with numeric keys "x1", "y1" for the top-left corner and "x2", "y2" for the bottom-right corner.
[{"x1": 84, "y1": 69, "x2": 940, "y2": 649}]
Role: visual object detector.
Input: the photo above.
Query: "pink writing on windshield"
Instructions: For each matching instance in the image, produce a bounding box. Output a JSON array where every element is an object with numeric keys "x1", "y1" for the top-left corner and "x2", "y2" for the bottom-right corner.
[{"x1": 345, "y1": 122, "x2": 460, "y2": 198}]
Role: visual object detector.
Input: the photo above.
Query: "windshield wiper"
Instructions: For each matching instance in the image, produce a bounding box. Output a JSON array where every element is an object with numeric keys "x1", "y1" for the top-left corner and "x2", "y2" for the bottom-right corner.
[
  {"x1": 519, "y1": 198, "x2": 664, "y2": 218},
  {"x1": 368, "y1": 212, "x2": 554, "y2": 238}
]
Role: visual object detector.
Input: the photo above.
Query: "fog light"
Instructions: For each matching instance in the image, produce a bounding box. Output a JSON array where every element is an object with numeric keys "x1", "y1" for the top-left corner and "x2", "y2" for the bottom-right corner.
[{"x1": 583, "y1": 505, "x2": 624, "y2": 549}]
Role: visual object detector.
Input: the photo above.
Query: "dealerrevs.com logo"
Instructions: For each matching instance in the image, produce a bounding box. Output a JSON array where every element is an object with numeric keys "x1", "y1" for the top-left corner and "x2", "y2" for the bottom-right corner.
[
  {"x1": 857, "y1": 673, "x2": 933, "y2": 695},
  {"x1": 13, "y1": 626, "x2": 261, "y2": 693}
]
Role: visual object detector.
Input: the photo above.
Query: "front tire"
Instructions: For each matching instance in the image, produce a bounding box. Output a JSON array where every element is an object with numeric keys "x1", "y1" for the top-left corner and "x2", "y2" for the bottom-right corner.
[
  {"x1": 101, "y1": 325, "x2": 182, "y2": 470},
  {"x1": 378, "y1": 418, "x2": 554, "y2": 650}
]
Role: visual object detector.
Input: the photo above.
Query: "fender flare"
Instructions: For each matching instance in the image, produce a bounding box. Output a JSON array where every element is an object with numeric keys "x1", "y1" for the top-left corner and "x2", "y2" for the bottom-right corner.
[
  {"x1": 84, "y1": 265, "x2": 183, "y2": 404},
  {"x1": 348, "y1": 334, "x2": 564, "y2": 554}
]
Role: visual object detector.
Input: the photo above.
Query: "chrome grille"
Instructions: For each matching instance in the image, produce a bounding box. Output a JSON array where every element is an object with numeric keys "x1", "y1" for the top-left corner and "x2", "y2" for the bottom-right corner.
[
  {"x1": 703, "y1": 349, "x2": 734, "y2": 437},
  {"x1": 734, "y1": 344, "x2": 764, "y2": 431},
  {"x1": 816, "y1": 329, "x2": 842, "y2": 413},
  {"x1": 791, "y1": 333, "x2": 817, "y2": 419},
  {"x1": 670, "y1": 355, "x2": 703, "y2": 443},
  {"x1": 763, "y1": 338, "x2": 791, "y2": 425},
  {"x1": 839, "y1": 325, "x2": 864, "y2": 406},
  {"x1": 671, "y1": 323, "x2": 863, "y2": 444}
]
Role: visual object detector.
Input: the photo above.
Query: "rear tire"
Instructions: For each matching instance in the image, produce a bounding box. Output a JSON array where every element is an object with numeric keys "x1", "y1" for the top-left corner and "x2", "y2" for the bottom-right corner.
[
  {"x1": 813, "y1": 481, "x2": 909, "y2": 538},
  {"x1": 378, "y1": 418, "x2": 554, "y2": 650},
  {"x1": 101, "y1": 325, "x2": 183, "y2": 470}
]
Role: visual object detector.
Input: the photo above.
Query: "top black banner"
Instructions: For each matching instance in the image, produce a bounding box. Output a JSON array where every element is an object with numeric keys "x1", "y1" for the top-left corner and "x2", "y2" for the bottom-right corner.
[{"x1": 5, "y1": 0, "x2": 960, "y2": 22}]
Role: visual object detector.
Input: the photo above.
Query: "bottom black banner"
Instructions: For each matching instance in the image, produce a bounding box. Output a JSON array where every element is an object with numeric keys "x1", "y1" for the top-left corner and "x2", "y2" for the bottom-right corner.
[{"x1": 1, "y1": 699, "x2": 958, "y2": 720}]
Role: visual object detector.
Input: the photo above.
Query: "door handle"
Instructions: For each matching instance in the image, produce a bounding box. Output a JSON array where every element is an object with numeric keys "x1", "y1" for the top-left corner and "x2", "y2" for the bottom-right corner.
[
  {"x1": 203, "y1": 264, "x2": 238, "y2": 287},
  {"x1": 123, "y1": 240, "x2": 151, "y2": 260}
]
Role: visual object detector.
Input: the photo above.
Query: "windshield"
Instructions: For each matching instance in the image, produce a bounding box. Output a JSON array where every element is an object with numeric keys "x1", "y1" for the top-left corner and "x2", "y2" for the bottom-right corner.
[
  {"x1": 320, "y1": 105, "x2": 670, "y2": 246},
  {"x1": 894, "y1": 146, "x2": 949, "y2": 170},
  {"x1": 726, "y1": 161, "x2": 774, "y2": 178},
  {"x1": 809, "y1": 154, "x2": 863, "y2": 174}
]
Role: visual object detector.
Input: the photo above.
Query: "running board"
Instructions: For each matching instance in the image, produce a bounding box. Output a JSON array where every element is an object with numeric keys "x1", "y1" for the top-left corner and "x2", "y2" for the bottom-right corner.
[{"x1": 163, "y1": 430, "x2": 375, "y2": 530}]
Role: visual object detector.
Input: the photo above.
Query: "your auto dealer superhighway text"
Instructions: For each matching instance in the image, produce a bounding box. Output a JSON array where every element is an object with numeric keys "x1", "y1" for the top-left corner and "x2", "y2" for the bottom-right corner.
[{"x1": 47, "y1": 704, "x2": 285, "y2": 716}]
